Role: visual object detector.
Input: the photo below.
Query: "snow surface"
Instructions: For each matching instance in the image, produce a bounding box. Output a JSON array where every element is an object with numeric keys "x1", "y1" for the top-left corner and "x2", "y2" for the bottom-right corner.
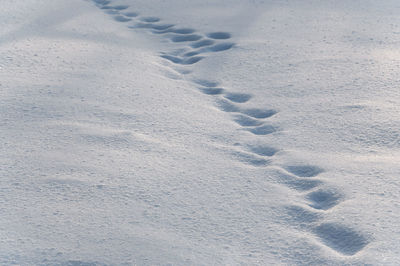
[{"x1": 1, "y1": 0, "x2": 400, "y2": 264}]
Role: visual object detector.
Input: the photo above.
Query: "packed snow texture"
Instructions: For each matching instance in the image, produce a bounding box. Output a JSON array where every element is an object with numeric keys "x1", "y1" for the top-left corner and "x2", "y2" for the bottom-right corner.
[{"x1": 1, "y1": 0, "x2": 400, "y2": 265}]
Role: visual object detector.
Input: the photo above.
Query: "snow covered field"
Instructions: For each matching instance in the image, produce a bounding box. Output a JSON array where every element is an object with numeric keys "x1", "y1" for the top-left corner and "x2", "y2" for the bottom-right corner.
[{"x1": 1, "y1": 0, "x2": 400, "y2": 264}]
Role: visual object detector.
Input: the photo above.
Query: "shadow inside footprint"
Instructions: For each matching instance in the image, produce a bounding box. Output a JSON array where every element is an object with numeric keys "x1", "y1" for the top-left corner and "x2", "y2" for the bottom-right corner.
[
  {"x1": 232, "y1": 151, "x2": 270, "y2": 167},
  {"x1": 284, "y1": 205, "x2": 322, "y2": 226},
  {"x1": 140, "y1": 17, "x2": 160, "y2": 23},
  {"x1": 241, "y1": 108, "x2": 277, "y2": 119},
  {"x1": 313, "y1": 223, "x2": 370, "y2": 256},
  {"x1": 198, "y1": 87, "x2": 224, "y2": 95},
  {"x1": 191, "y1": 39, "x2": 215, "y2": 48},
  {"x1": 245, "y1": 125, "x2": 276, "y2": 135},
  {"x1": 194, "y1": 79, "x2": 219, "y2": 87},
  {"x1": 248, "y1": 145, "x2": 278, "y2": 157},
  {"x1": 306, "y1": 189, "x2": 343, "y2": 210},
  {"x1": 207, "y1": 32, "x2": 231, "y2": 39},
  {"x1": 224, "y1": 92, "x2": 252, "y2": 103},
  {"x1": 207, "y1": 42, "x2": 235, "y2": 52},
  {"x1": 277, "y1": 172, "x2": 322, "y2": 191},
  {"x1": 284, "y1": 165, "x2": 324, "y2": 178},
  {"x1": 123, "y1": 12, "x2": 139, "y2": 17},
  {"x1": 154, "y1": 28, "x2": 196, "y2": 35},
  {"x1": 216, "y1": 99, "x2": 240, "y2": 113},
  {"x1": 233, "y1": 114, "x2": 263, "y2": 127},
  {"x1": 113, "y1": 16, "x2": 131, "y2": 22},
  {"x1": 171, "y1": 34, "x2": 202, "y2": 42}
]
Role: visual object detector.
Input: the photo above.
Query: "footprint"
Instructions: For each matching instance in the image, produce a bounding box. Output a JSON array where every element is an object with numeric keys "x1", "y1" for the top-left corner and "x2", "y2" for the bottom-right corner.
[
  {"x1": 154, "y1": 28, "x2": 196, "y2": 35},
  {"x1": 194, "y1": 79, "x2": 219, "y2": 87},
  {"x1": 183, "y1": 51, "x2": 200, "y2": 57},
  {"x1": 113, "y1": 5, "x2": 129, "y2": 10},
  {"x1": 207, "y1": 42, "x2": 235, "y2": 52},
  {"x1": 306, "y1": 189, "x2": 343, "y2": 210},
  {"x1": 170, "y1": 34, "x2": 202, "y2": 42},
  {"x1": 190, "y1": 39, "x2": 215, "y2": 48},
  {"x1": 105, "y1": 10, "x2": 119, "y2": 15},
  {"x1": 284, "y1": 165, "x2": 324, "y2": 178},
  {"x1": 93, "y1": 0, "x2": 110, "y2": 4},
  {"x1": 276, "y1": 171, "x2": 322, "y2": 191},
  {"x1": 247, "y1": 145, "x2": 278, "y2": 157},
  {"x1": 160, "y1": 54, "x2": 203, "y2": 65},
  {"x1": 241, "y1": 108, "x2": 277, "y2": 119},
  {"x1": 198, "y1": 87, "x2": 224, "y2": 95},
  {"x1": 140, "y1": 17, "x2": 161, "y2": 23},
  {"x1": 284, "y1": 205, "x2": 322, "y2": 225},
  {"x1": 216, "y1": 99, "x2": 240, "y2": 112},
  {"x1": 207, "y1": 32, "x2": 231, "y2": 39},
  {"x1": 245, "y1": 125, "x2": 276, "y2": 135},
  {"x1": 113, "y1": 15, "x2": 131, "y2": 22},
  {"x1": 232, "y1": 114, "x2": 263, "y2": 127},
  {"x1": 123, "y1": 12, "x2": 139, "y2": 17},
  {"x1": 313, "y1": 223, "x2": 370, "y2": 256},
  {"x1": 232, "y1": 151, "x2": 270, "y2": 167},
  {"x1": 223, "y1": 92, "x2": 252, "y2": 103}
]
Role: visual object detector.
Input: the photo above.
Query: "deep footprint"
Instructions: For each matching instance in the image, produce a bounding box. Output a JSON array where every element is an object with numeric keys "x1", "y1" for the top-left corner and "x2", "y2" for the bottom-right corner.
[
  {"x1": 313, "y1": 223, "x2": 370, "y2": 256},
  {"x1": 245, "y1": 125, "x2": 276, "y2": 135},
  {"x1": 247, "y1": 145, "x2": 278, "y2": 157},
  {"x1": 284, "y1": 165, "x2": 324, "y2": 178},
  {"x1": 160, "y1": 54, "x2": 203, "y2": 65},
  {"x1": 171, "y1": 34, "x2": 202, "y2": 42},
  {"x1": 140, "y1": 17, "x2": 161, "y2": 23},
  {"x1": 232, "y1": 151, "x2": 270, "y2": 167},
  {"x1": 241, "y1": 108, "x2": 277, "y2": 119},
  {"x1": 284, "y1": 205, "x2": 322, "y2": 225},
  {"x1": 233, "y1": 114, "x2": 263, "y2": 127},
  {"x1": 306, "y1": 189, "x2": 343, "y2": 210},
  {"x1": 207, "y1": 32, "x2": 231, "y2": 39},
  {"x1": 224, "y1": 92, "x2": 252, "y2": 103},
  {"x1": 113, "y1": 15, "x2": 131, "y2": 22},
  {"x1": 198, "y1": 87, "x2": 224, "y2": 95},
  {"x1": 216, "y1": 99, "x2": 240, "y2": 112},
  {"x1": 191, "y1": 39, "x2": 215, "y2": 48},
  {"x1": 154, "y1": 28, "x2": 196, "y2": 35},
  {"x1": 194, "y1": 79, "x2": 219, "y2": 87},
  {"x1": 123, "y1": 12, "x2": 139, "y2": 17}
]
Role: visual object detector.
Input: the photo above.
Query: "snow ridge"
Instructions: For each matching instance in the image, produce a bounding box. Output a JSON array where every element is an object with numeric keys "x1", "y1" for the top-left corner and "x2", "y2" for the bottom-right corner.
[{"x1": 90, "y1": 0, "x2": 370, "y2": 258}]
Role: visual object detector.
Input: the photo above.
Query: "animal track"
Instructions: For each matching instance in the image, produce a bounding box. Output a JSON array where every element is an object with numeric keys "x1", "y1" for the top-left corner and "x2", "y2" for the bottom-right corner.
[
  {"x1": 224, "y1": 92, "x2": 252, "y2": 103},
  {"x1": 123, "y1": 12, "x2": 139, "y2": 17},
  {"x1": 140, "y1": 17, "x2": 161, "y2": 23},
  {"x1": 306, "y1": 189, "x2": 343, "y2": 210},
  {"x1": 284, "y1": 165, "x2": 324, "y2": 178},
  {"x1": 232, "y1": 114, "x2": 263, "y2": 127},
  {"x1": 284, "y1": 205, "x2": 322, "y2": 225},
  {"x1": 245, "y1": 125, "x2": 277, "y2": 135},
  {"x1": 241, "y1": 108, "x2": 277, "y2": 119},
  {"x1": 170, "y1": 34, "x2": 203, "y2": 42},
  {"x1": 153, "y1": 28, "x2": 196, "y2": 35},
  {"x1": 191, "y1": 39, "x2": 215, "y2": 48},
  {"x1": 113, "y1": 15, "x2": 131, "y2": 22},
  {"x1": 207, "y1": 32, "x2": 231, "y2": 39},
  {"x1": 90, "y1": 1, "x2": 370, "y2": 258},
  {"x1": 194, "y1": 79, "x2": 219, "y2": 87},
  {"x1": 313, "y1": 223, "x2": 369, "y2": 256},
  {"x1": 247, "y1": 145, "x2": 278, "y2": 157},
  {"x1": 160, "y1": 54, "x2": 204, "y2": 65},
  {"x1": 232, "y1": 151, "x2": 270, "y2": 167},
  {"x1": 198, "y1": 87, "x2": 224, "y2": 95}
]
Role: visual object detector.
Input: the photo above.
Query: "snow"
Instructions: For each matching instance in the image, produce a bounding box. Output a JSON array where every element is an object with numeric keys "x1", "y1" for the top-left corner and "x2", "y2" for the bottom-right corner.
[{"x1": 1, "y1": 0, "x2": 400, "y2": 264}]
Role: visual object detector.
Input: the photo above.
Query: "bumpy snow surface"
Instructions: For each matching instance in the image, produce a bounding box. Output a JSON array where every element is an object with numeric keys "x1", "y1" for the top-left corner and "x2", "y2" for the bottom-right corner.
[{"x1": 1, "y1": 0, "x2": 400, "y2": 265}]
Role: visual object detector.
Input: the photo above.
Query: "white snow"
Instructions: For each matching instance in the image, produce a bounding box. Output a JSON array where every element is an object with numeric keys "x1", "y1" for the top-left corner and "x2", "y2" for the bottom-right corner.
[{"x1": 1, "y1": 0, "x2": 400, "y2": 265}]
